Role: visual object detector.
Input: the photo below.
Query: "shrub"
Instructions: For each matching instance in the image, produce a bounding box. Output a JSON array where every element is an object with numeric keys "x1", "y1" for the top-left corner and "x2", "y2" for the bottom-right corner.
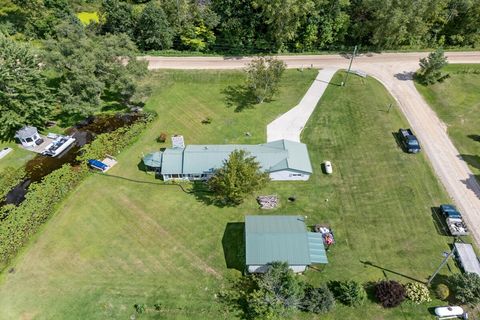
[
  {"x1": 157, "y1": 132, "x2": 167, "y2": 143},
  {"x1": 329, "y1": 280, "x2": 366, "y2": 307},
  {"x1": 449, "y1": 273, "x2": 480, "y2": 305},
  {"x1": 201, "y1": 117, "x2": 212, "y2": 124},
  {"x1": 301, "y1": 284, "x2": 335, "y2": 314},
  {"x1": 375, "y1": 280, "x2": 406, "y2": 308},
  {"x1": 405, "y1": 282, "x2": 431, "y2": 304},
  {"x1": 134, "y1": 303, "x2": 146, "y2": 313},
  {"x1": 435, "y1": 283, "x2": 450, "y2": 300}
]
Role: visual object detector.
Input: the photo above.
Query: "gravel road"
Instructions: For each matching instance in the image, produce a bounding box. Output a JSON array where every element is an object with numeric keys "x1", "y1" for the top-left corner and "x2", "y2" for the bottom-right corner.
[{"x1": 143, "y1": 52, "x2": 480, "y2": 246}]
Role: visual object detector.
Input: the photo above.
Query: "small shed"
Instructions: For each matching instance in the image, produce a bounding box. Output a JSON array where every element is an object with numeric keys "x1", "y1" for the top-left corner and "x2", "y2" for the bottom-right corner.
[
  {"x1": 15, "y1": 126, "x2": 43, "y2": 148},
  {"x1": 245, "y1": 215, "x2": 328, "y2": 273},
  {"x1": 142, "y1": 151, "x2": 163, "y2": 171}
]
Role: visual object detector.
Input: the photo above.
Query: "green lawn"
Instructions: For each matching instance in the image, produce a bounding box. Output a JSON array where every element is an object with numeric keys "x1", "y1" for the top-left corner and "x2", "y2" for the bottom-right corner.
[
  {"x1": 0, "y1": 141, "x2": 34, "y2": 174},
  {"x1": 0, "y1": 70, "x2": 458, "y2": 319},
  {"x1": 415, "y1": 64, "x2": 480, "y2": 180}
]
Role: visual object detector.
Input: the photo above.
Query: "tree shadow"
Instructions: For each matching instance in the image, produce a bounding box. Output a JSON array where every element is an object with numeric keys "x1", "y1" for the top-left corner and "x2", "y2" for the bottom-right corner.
[
  {"x1": 222, "y1": 85, "x2": 257, "y2": 112},
  {"x1": 431, "y1": 207, "x2": 451, "y2": 236},
  {"x1": 101, "y1": 102, "x2": 127, "y2": 112},
  {"x1": 460, "y1": 174, "x2": 480, "y2": 199},
  {"x1": 359, "y1": 260, "x2": 425, "y2": 283},
  {"x1": 394, "y1": 71, "x2": 415, "y2": 81},
  {"x1": 189, "y1": 181, "x2": 231, "y2": 207},
  {"x1": 222, "y1": 222, "x2": 246, "y2": 272},
  {"x1": 459, "y1": 154, "x2": 480, "y2": 170},
  {"x1": 467, "y1": 134, "x2": 480, "y2": 142}
]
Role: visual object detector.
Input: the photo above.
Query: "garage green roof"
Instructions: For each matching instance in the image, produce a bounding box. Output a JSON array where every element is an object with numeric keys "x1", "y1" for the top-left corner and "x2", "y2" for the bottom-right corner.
[
  {"x1": 160, "y1": 139, "x2": 313, "y2": 175},
  {"x1": 245, "y1": 215, "x2": 328, "y2": 266}
]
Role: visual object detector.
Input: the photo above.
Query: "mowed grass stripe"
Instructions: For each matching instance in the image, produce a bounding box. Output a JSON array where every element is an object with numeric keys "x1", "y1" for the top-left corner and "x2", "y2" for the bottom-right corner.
[{"x1": 0, "y1": 70, "x2": 457, "y2": 319}]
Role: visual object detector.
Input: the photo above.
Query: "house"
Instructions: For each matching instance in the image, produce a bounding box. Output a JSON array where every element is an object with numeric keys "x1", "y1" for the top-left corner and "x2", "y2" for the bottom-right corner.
[
  {"x1": 245, "y1": 215, "x2": 328, "y2": 273},
  {"x1": 14, "y1": 126, "x2": 43, "y2": 148},
  {"x1": 159, "y1": 139, "x2": 313, "y2": 181}
]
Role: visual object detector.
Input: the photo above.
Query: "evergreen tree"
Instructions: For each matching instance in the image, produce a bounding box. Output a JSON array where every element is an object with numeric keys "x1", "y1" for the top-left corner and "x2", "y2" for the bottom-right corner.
[{"x1": 416, "y1": 48, "x2": 449, "y2": 85}]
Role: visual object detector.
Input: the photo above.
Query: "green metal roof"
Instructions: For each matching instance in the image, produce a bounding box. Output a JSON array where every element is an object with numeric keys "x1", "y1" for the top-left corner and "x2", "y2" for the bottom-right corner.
[
  {"x1": 142, "y1": 151, "x2": 163, "y2": 168},
  {"x1": 160, "y1": 139, "x2": 313, "y2": 175},
  {"x1": 160, "y1": 148, "x2": 184, "y2": 174},
  {"x1": 245, "y1": 215, "x2": 328, "y2": 266}
]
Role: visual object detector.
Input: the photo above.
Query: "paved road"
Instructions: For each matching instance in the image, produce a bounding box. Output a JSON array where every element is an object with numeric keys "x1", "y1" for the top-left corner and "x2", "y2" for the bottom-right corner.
[
  {"x1": 267, "y1": 68, "x2": 338, "y2": 142},
  {"x1": 143, "y1": 52, "x2": 480, "y2": 246}
]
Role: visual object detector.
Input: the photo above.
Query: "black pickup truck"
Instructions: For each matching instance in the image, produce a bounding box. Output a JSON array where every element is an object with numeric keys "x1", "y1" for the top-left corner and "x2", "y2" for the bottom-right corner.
[{"x1": 398, "y1": 128, "x2": 421, "y2": 153}]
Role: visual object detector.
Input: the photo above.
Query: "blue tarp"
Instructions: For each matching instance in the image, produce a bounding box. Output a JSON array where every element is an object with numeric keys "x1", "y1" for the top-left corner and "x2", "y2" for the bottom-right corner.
[{"x1": 88, "y1": 159, "x2": 108, "y2": 171}]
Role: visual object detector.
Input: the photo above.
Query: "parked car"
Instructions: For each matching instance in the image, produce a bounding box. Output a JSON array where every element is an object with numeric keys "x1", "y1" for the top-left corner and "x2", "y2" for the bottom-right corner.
[
  {"x1": 439, "y1": 204, "x2": 469, "y2": 236},
  {"x1": 324, "y1": 161, "x2": 333, "y2": 174},
  {"x1": 398, "y1": 128, "x2": 421, "y2": 153}
]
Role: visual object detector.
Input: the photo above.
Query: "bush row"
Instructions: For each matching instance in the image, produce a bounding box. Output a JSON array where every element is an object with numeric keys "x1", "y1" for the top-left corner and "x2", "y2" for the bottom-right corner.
[
  {"x1": 0, "y1": 167, "x2": 25, "y2": 201},
  {"x1": 0, "y1": 113, "x2": 155, "y2": 270}
]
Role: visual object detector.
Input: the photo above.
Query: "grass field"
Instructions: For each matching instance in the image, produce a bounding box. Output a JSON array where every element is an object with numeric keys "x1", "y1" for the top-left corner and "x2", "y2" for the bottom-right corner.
[
  {"x1": 0, "y1": 70, "x2": 459, "y2": 319},
  {"x1": 76, "y1": 12, "x2": 99, "y2": 25},
  {"x1": 0, "y1": 142, "x2": 34, "y2": 174},
  {"x1": 416, "y1": 64, "x2": 480, "y2": 180}
]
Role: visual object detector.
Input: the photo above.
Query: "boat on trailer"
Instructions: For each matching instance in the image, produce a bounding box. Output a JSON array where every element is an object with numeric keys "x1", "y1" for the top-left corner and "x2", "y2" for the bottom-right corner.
[{"x1": 41, "y1": 135, "x2": 76, "y2": 157}]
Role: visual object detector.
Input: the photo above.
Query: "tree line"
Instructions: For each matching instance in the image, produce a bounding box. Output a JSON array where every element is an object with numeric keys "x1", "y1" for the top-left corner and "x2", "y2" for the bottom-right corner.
[{"x1": 1, "y1": 0, "x2": 479, "y2": 54}]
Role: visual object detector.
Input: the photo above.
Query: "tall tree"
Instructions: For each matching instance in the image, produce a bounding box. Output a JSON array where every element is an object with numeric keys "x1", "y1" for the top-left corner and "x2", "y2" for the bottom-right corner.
[
  {"x1": 43, "y1": 23, "x2": 148, "y2": 117},
  {"x1": 0, "y1": 35, "x2": 52, "y2": 140},
  {"x1": 101, "y1": 0, "x2": 135, "y2": 37},
  {"x1": 208, "y1": 149, "x2": 270, "y2": 205},
  {"x1": 246, "y1": 57, "x2": 286, "y2": 103},
  {"x1": 134, "y1": 1, "x2": 173, "y2": 51}
]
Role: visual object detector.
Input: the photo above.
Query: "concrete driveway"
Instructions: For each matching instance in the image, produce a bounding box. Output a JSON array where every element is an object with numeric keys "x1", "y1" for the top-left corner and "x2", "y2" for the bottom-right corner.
[
  {"x1": 143, "y1": 52, "x2": 480, "y2": 246},
  {"x1": 267, "y1": 67, "x2": 338, "y2": 142}
]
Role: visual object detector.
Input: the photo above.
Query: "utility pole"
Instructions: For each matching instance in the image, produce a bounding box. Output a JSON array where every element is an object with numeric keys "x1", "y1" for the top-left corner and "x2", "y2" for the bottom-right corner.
[
  {"x1": 342, "y1": 45, "x2": 358, "y2": 87},
  {"x1": 427, "y1": 246, "x2": 456, "y2": 286}
]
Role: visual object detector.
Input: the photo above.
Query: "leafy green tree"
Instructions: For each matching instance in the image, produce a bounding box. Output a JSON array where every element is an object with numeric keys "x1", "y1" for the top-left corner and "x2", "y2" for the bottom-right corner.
[
  {"x1": 101, "y1": 0, "x2": 135, "y2": 37},
  {"x1": 416, "y1": 48, "x2": 449, "y2": 85},
  {"x1": 450, "y1": 272, "x2": 480, "y2": 305},
  {"x1": 301, "y1": 284, "x2": 335, "y2": 314},
  {"x1": 248, "y1": 262, "x2": 305, "y2": 318},
  {"x1": 0, "y1": 35, "x2": 53, "y2": 139},
  {"x1": 208, "y1": 149, "x2": 269, "y2": 205},
  {"x1": 329, "y1": 280, "x2": 366, "y2": 306},
  {"x1": 43, "y1": 25, "x2": 148, "y2": 117},
  {"x1": 134, "y1": 1, "x2": 173, "y2": 51},
  {"x1": 245, "y1": 57, "x2": 286, "y2": 104}
]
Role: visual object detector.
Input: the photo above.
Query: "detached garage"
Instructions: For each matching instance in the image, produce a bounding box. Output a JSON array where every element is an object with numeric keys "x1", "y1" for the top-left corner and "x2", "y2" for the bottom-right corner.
[{"x1": 245, "y1": 215, "x2": 328, "y2": 273}]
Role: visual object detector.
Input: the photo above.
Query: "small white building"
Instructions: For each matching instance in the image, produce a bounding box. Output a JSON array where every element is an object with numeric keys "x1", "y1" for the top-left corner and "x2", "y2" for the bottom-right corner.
[
  {"x1": 159, "y1": 139, "x2": 313, "y2": 181},
  {"x1": 14, "y1": 126, "x2": 43, "y2": 148}
]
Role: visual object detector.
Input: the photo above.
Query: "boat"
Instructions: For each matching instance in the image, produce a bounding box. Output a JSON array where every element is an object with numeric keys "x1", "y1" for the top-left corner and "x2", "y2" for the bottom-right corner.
[{"x1": 41, "y1": 135, "x2": 76, "y2": 157}]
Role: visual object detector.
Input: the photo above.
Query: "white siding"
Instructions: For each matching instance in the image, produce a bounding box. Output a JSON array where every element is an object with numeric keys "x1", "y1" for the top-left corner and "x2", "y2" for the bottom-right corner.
[
  {"x1": 269, "y1": 170, "x2": 310, "y2": 181},
  {"x1": 248, "y1": 264, "x2": 307, "y2": 273}
]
